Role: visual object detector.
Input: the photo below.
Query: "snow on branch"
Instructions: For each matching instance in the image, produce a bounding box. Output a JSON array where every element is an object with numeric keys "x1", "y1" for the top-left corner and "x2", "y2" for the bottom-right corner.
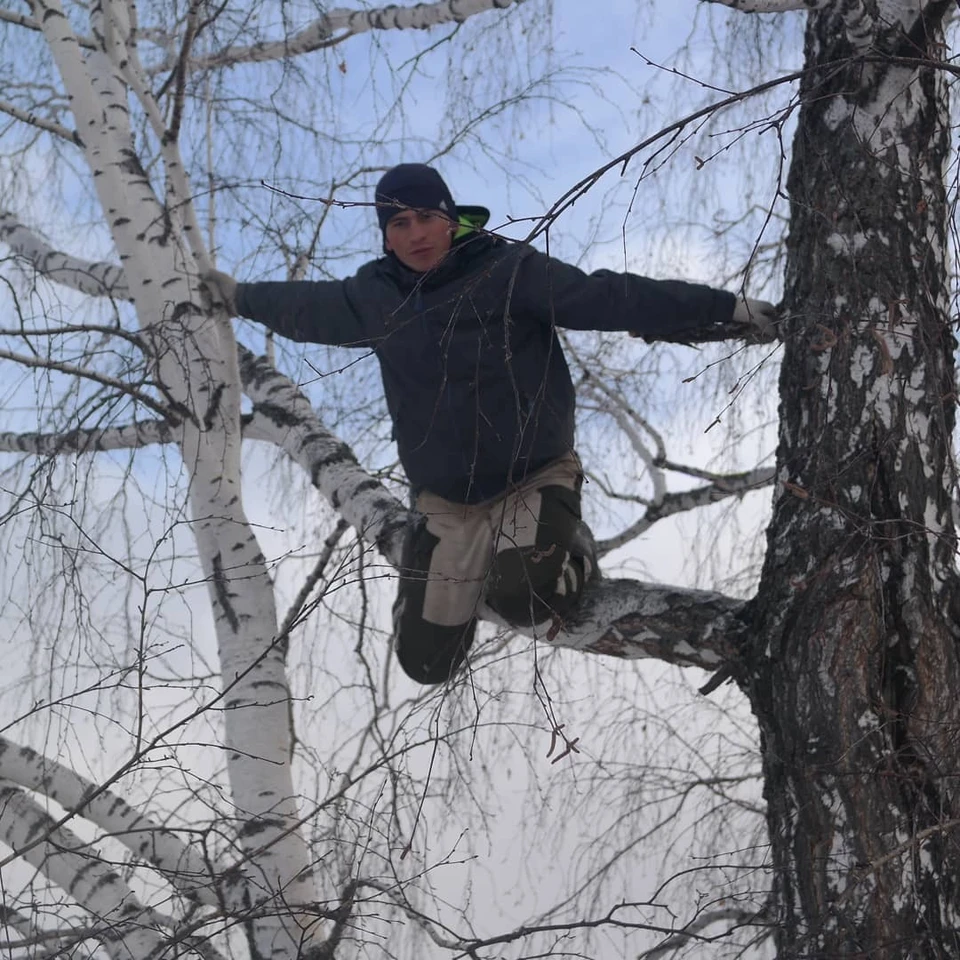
[
  {"x1": 174, "y1": 0, "x2": 525, "y2": 73},
  {"x1": 549, "y1": 577, "x2": 745, "y2": 668},
  {"x1": 0, "y1": 783, "x2": 168, "y2": 960},
  {"x1": 0, "y1": 735, "x2": 217, "y2": 905},
  {"x1": 0, "y1": 211, "x2": 128, "y2": 298}
]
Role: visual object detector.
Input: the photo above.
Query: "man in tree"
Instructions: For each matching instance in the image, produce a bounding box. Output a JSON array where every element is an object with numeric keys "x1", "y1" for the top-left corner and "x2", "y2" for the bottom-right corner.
[{"x1": 203, "y1": 163, "x2": 776, "y2": 684}]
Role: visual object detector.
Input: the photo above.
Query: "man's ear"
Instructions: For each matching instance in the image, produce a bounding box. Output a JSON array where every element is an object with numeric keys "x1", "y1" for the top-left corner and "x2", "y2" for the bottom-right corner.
[{"x1": 384, "y1": 235, "x2": 394, "y2": 252}]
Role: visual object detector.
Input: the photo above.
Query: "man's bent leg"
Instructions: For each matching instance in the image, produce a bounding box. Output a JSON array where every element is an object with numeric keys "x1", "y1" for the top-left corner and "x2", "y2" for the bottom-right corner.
[
  {"x1": 392, "y1": 499, "x2": 489, "y2": 684},
  {"x1": 486, "y1": 456, "x2": 595, "y2": 627}
]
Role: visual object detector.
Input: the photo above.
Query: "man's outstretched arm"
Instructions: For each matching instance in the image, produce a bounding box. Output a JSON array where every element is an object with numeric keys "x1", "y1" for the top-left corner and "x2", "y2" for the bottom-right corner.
[
  {"x1": 512, "y1": 249, "x2": 777, "y2": 343},
  {"x1": 202, "y1": 268, "x2": 373, "y2": 347}
]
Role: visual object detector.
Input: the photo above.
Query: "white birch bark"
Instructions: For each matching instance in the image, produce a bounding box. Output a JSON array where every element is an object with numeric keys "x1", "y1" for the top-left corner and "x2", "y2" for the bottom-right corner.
[
  {"x1": 0, "y1": 211, "x2": 127, "y2": 297},
  {"x1": 0, "y1": 735, "x2": 217, "y2": 905},
  {"x1": 0, "y1": 782, "x2": 166, "y2": 960},
  {"x1": 29, "y1": 2, "x2": 321, "y2": 955},
  {"x1": 173, "y1": 0, "x2": 526, "y2": 73}
]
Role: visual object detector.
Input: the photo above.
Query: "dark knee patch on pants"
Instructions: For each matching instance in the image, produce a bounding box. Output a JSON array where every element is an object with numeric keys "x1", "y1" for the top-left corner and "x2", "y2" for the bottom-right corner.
[
  {"x1": 393, "y1": 516, "x2": 478, "y2": 684},
  {"x1": 395, "y1": 616, "x2": 477, "y2": 685},
  {"x1": 487, "y1": 484, "x2": 584, "y2": 626}
]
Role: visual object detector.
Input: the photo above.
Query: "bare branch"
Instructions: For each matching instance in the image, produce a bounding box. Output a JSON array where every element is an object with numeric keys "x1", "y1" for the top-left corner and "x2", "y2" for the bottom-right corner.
[
  {"x1": 0, "y1": 344, "x2": 169, "y2": 418},
  {"x1": 581, "y1": 373, "x2": 667, "y2": 502},
  {"x1": 0, "y1": 736, "x2": 217, "y2": 905},
  {"x1": 0, "y1": 783, "x2": 167, "y2": 960},
  {"x1": 238, "y1": 346, "x2": 410, "y2": 565},
  {"x1": 596, "y1": 467, "x2": 776, "y2": 556},
  {"x1": 0, "y1": 211, "x2": 128, "y2": 298},
  {"x1": 703, "y1": 0, "x2": 875, "y2": 51},
  {"x1": 640, "y1": 903, "x2": 774, "y2": 958},
  {"x1": 172, "y1": 0, "x2": 526, "y2": 73},
  {"x1": 702, "y1": 0, "x2": 810, "y2": 10},
  {"x1": 277, "y1": 518, "x2": 351, "y2": 642},
  {"x1": 0, "y1": 99, "x2": 81, "y2": 145},
  {"x1": 0, "y1": 418, "x2": 178, "y2": 455},
  {"x1": 0, "y1": 7, "x2": 95, "y2": 47}
]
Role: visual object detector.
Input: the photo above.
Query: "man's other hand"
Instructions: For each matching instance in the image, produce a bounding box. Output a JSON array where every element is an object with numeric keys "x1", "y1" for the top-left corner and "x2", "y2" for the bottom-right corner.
[
  {"x1": 732, "y1": 296, "x2": 778, "y2": 343},
  {"x1": 200, "y1": 268, "x2": 238, "y2": 316}
]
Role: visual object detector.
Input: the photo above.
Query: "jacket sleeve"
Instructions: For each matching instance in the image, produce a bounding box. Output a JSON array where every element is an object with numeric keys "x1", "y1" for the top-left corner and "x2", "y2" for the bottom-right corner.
[
  {"x1": 513, "y1": 249, "x2": 738, "y2": 342},
  {"x1": 234, "y1": 275, "x2": 371, "y2": 347}
]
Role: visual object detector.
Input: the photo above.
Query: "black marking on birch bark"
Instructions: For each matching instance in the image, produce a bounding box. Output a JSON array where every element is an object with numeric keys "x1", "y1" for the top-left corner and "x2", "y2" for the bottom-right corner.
[
  {"x1": 253, "y1": 400, "x2": 301, "y2": 429},
  {"x1": 352, "y1": 479, "x2": 381, "y2": 496},
  {"x1": 170, "y1": 300, "x2": 194, "y2": 322},
  {"x1": 42, "y1": 8, "x2": 66, "y2": 22},
  {"x1": 310, "y1": 446, "x2": 359, "y2": 489},
  {"x1": 118, "y1": 148, "x2": 147, "y2": 179},
  {"x1": 68, "y1": 858, "x2": 100, "y2": 892},
  {"x1": 87, "y1": 870, "x2": 122, "y2": 900},
  {"x1": 204, "y1": 383, "x2": 225, "y2": 429},
  {"x1": 238, "y1": 816, "x2": 284, "y2": 838},
  {"x1": 376, "y1": 514, "x2": 409, "y2": 556},
  {"x1": 212, "y1": 553, "x2": 239, "y2": 633}
]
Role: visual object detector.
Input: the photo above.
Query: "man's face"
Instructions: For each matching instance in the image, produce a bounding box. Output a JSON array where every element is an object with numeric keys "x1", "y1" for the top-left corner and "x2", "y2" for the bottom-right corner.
[{"x1": 384, "y1": 209, "x2": 455, "y2": 272}]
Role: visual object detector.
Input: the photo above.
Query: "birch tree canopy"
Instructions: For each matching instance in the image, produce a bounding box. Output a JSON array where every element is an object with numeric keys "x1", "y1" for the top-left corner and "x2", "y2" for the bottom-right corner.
[{"x1": 2, "y1": 0, "x2": 958, "y2": 958}]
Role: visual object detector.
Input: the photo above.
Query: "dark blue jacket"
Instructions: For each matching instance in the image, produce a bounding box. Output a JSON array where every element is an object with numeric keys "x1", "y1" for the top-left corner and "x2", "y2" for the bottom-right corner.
[{"x1": 235, "y1": 234, "x2": 737, "y2": 503}]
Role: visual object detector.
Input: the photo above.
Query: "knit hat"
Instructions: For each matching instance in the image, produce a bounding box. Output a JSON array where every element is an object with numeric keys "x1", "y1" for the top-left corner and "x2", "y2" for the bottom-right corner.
[{"x1": 375, "y1": 164, "x2": 457, "y2": 232}]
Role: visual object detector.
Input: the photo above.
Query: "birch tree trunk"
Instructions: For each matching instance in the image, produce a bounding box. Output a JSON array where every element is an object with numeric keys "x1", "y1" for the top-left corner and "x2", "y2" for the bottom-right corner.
[
  {"x1": 32, "y1": 2, "x2": 319, "y2": 955},
  {"x1": 746, "y1": 13, "x2": 960, "y2": 955}
]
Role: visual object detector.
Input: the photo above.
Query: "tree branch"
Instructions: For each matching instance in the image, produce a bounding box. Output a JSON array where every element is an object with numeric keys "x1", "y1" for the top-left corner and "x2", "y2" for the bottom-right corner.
[
  {"x1": 239, "y1": 346, "x2": 409, "y2": 565},
  {"x1": 0, "y1": 8, "x2": 95, "y2": 47},
  {"x1": 0, "y1": 736, "x2": 218, "y2": 905},
  {"x1": 640, "y1": 903, "x2": 774, "y2": 958},
  {"x1": 596, "y1": 468, "x2": 776, "y2": 556},
  {"x1": 0, "y1": 418, "x2": 178, "y2": 455},
  {"x1": 701, "y1": 0, "x2": 810, "y2": 11},
  {"x1": 0, "y1": 344, "x2": 170, "y2": 418},
  {"x1": 0, "y1": 783, "x2": 167, "y2": 960},
  {"x1": 0, "y1": 211, "x2": 128, "y2": 297},
  {"x1": 171, "y1": 0, "x2": 526, "y2": 73},
  {"x1": 0, "y1": 99, "x2": 81, "y2": 145}
]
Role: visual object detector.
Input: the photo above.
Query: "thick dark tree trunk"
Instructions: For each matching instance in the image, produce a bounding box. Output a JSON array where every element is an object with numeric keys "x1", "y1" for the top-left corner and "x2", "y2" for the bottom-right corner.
[{"x1": 744, "y1": 15, "x2": 960, "y2": 957}]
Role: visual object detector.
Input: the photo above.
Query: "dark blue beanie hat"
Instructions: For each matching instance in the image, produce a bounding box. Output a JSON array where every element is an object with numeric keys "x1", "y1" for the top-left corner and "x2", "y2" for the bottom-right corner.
[{"x1": 375, "y1": 164, "x2": 457, "y2": 232}]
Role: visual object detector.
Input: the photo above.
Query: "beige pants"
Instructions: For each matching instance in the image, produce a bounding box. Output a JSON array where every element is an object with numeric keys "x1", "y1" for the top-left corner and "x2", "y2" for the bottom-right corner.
[{"x1": 393, "y1": 453, "x2": 586, "y2": 684}]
